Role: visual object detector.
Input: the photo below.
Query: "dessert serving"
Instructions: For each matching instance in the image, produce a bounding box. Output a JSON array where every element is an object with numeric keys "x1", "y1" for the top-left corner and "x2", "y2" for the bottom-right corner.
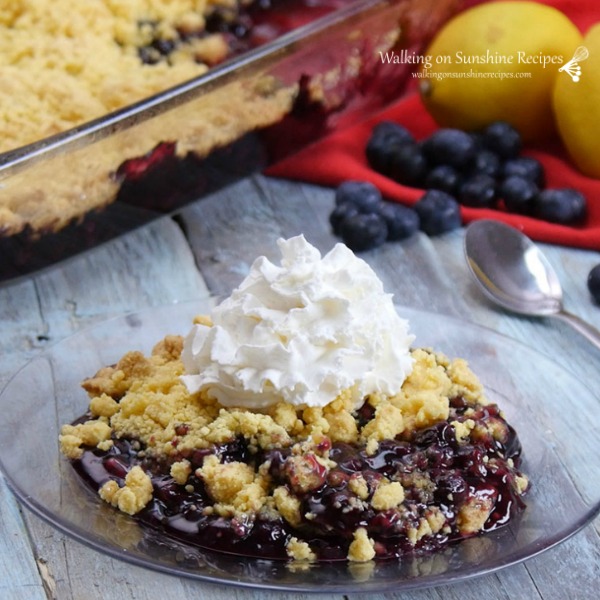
[{"x1": 59, "y1": 236, "x2": 529, "y2": 563}]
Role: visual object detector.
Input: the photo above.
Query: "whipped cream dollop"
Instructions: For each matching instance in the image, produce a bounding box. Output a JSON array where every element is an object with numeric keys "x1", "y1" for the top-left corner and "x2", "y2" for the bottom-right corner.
[{"x1": 181, "y1": 235, "x2": 414, "y2": 410}]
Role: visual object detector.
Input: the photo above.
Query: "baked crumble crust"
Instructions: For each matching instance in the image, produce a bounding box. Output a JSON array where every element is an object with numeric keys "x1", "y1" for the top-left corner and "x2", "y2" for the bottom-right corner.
[
  {"x1": 0, "y1": 0, "x2": 299, "y2": 240},
  {"x1": 0, "y1": 0, "x2": 256, "y2": 154}
]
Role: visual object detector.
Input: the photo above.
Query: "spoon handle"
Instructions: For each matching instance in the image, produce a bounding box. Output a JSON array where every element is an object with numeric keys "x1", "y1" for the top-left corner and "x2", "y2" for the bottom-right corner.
[{"x1": 553, "y1": 310, "x2": 600, "y2": 351}]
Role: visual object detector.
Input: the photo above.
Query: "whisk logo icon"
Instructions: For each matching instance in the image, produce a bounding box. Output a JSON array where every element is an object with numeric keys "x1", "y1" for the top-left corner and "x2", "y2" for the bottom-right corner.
[{"x1": 558, "y1": 46, "x2": 590, "y2": 82}]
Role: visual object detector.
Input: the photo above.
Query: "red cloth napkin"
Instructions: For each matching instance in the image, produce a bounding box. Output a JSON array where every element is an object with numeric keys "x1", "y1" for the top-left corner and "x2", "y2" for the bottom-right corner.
[{"x1": 267, "y1": 0, "x2": 600, "y2": 251}]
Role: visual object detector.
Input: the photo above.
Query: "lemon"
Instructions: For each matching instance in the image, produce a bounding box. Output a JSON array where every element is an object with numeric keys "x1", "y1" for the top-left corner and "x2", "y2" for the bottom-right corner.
[
  {"x1": 553, "y1": 24, "x2": 600, "y2": 178},
  {"x1": 419, "y1": 1, "x2": 582, "y2": 142}
]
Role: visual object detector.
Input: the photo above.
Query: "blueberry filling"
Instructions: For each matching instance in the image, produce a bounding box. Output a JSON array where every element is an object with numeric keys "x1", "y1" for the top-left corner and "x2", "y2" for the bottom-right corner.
[{"x1": 69, "y1": 396, "x2": 528, "y2": 562}]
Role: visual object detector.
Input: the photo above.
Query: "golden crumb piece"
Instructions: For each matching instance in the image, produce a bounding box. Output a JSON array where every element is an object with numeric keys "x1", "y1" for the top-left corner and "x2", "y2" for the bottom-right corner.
[
  {"x1": 348, "y1": 474, "x2": 369, "y2": 500},
  {"x1": 324, "y1": 407, "x2": 359, "y2": 444},
  {"x1": 170, "y1": 460, "x2": 192, "y2": 485},
  {"x1": 391, "y1": 349, "x2": 451, "y2": 431},
  {"x1": 151, "y1": 335, "x2": 184, "y2": 362},
  {"x1": 347, "y1": 528, "x2": 376, "y2": 562},
  {"x1": 188, "y1": 34, "x2": 229, "y2": 65},
  {"x1": 97, "y1": 439, "x2": 114, "y2": 452},
  {"x1": 514, "y1": 475, "x2": 529, "y2": 495},
  {"x1": 81, "y1": 350, "x2": 152, "y2": 399},
  {"x1": 273, "y1": 486, "x2": 302, "y2": 527},
  {"x1": 286, "y1": 537, "x2": 316, "y2": 562},
  {"x1": 456, "y1": 495, "x2": 495, "y2": 535},
  {"x1": 89, "y1": 394, "x2": 119, "y2": 418},
  {"x1": 486, "y1": 417, "x2": 510, "y2": 443},
  {"x1": 425, "y1": 508, "x2": 446, "y2": 534},
  {"x1": 371, "y1": 481, "x2": 405, "y2": 511},
  {"x1": 452, "y1": 419, "x2": 475, "y2": 443},
  {"x1": 407, "y1": 517, "x2": 436, "y2": 545},
  {"x1": 269, "y1": 402, "x2": 304, "y2": 436},
  {"x1": 99, "y1": 466, "x2": 153, "y2": 515},
  {"x1": 81, "y1": 366, "x2": 125, "y2": 399},
  {"x1": 59, "y1": 420, "x2": 112, "y2": 459},
  {"x1": 301, "y1": 406, "x2": 330, "y2": 439},
  {"x1": 360, "y1": 403, "x2": 404, "y2": 444},
  {"x1": 197, "y1": 454, "x2": 254, "y2": 504},
  {"x1": 230, "y1": 479, "x2": 269, "y2": 514},
  {"x1": 446, "y1": 358, "x2": 488, "y2": 405},
  {"x1": 116, "y1": 351, "x2": 153, "y2": 381}
]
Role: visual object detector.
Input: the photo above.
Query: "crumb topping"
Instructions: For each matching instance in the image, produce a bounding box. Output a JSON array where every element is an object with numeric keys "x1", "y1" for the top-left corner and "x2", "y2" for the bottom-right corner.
[
  {"x1": 99, "y1": 465, "x2": 153, "y2": 516},
  {"x1": 347, "y1": 528, "x2": 376, "y2": 562},
  {"x1": 63, "y1": 340, "x2": 476, "y2": 463},
  {"x1": 0, "y1": 1, "x2": 252, "y2": 153}
]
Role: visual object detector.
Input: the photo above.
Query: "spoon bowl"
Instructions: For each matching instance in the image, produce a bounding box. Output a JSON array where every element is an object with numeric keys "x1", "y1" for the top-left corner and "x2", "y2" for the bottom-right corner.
[{"x1": 464, "y1": 219, "x2": 600, "y2": 350}]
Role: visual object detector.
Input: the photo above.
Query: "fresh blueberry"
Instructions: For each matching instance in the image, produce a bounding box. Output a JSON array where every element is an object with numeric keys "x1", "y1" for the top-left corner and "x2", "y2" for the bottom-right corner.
[
  {"x1": 424, "y1": 165, "x2": 461, "y2": 194},
  {"x1": 370, "y1": 121, "x2": 415, "y2": 146},
  {"x1": 470, "y1": 149, "x2": 502, "y2": 178},
  {"x1": 469, "y1": 132, "x2": 486, "y2": 151},
  {"x1": 422, "y1": 129, "x2": 476, "y2": 169},
  {"x1": 366, "y1": 121, "x2": 415, "y2": 175},
  {"x1": 329, "y1": 202, "x2": 359, "y2": 235},
  {"x1": 482, "y1": 121, "x2": 522, "y2": 159},
  {"x1": 375, "y1": 203, "x2": 420, "y2": 240},
  {"x1": 340, "y1": 213, "x2": 388, "y2": 251},
  {"x1": 588, "y1": 264, "x2": 600, "y2": 304},
  {"x1": 533, "y1": 188, "x2": 587, "y2": 224},
  {"x1": 502, "y1": 157, "x2": 545, "y2": 187},
  {"x1": 389, "y1": 143, "x2": 429, "y2": 187},
  {"x1": 335, "y1": 181, "x2": 383, "y2": 213},
  {"x1": 458, "y1": 174, "x2": 497, "y2": 208},
  {"x1": 414, "y1": 190, "x2": 462, "y2": 235},
  {"x1": 499, "y1": 176, "x2": 539, "y2": 214}
]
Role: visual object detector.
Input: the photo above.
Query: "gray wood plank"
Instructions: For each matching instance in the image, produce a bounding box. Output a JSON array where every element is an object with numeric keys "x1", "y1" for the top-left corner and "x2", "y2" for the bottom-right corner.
[{"x1": 0, "y1": 478, "x2": 47, "y2": 600}]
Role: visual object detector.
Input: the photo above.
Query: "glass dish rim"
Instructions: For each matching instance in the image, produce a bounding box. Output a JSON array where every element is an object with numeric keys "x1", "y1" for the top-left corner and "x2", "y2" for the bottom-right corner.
[{"x1": 1, "y1": 299, "x2": 599, "y2": 593}]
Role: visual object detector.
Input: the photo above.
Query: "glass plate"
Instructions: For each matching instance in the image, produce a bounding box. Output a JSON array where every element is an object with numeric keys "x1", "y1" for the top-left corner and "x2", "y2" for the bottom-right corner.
[{"x1": 1, "y1": 299, "x2": 599, "y2": 593}]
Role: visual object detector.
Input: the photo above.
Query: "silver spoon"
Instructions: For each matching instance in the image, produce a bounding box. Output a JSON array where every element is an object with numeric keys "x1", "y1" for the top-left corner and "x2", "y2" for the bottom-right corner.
[{"x1": 464, "y1": 219, "x2": 600, "y2": 351}]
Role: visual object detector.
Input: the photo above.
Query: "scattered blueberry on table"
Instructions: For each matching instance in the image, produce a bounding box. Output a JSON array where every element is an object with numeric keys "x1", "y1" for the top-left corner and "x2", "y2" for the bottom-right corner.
[
  {"x1": 414, "y1": 190, "x2": 461, "y2": 236},
  {"x1": 588, "y1": 264, "x2": 600, "y2": 304},
  {"x1": 329, "y1": 119, "x2": 589, "y2": 255},
  {"x1": 499, "y1": 176, "x2": 539, "y2": 214},
  {"x1": 533, "y1": 189, "x2": 587, "y2": 224},
  {"x1": 331, "y1": 181, "x2": 419, "y2": 251},
  {"x1": 422, "y1": 128, "x2": 476, "y2": 169},
  {"x1": 480, "y1": 121, "x2": 522, "y2": 160}
]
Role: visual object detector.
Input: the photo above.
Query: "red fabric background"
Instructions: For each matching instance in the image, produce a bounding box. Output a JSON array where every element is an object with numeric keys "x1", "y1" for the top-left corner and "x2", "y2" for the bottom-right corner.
[{"x1": 267, "y1": 0, "x2": 600, "y2": 251}]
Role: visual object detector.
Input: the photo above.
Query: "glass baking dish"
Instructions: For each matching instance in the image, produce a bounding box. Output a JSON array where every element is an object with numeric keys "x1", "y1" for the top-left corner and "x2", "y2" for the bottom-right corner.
[{"x1": 0, "y1": 0, "x2": 459, "y2": 281}]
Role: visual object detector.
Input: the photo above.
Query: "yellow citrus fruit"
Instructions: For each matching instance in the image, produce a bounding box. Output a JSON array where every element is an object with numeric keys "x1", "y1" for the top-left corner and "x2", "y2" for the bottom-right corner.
[
  {"x1": 419, "y1": 1, "x2": 582, "y2": 142},
  {"x1": 553, "y1": 23, "x2": 600, "y2": 178}
]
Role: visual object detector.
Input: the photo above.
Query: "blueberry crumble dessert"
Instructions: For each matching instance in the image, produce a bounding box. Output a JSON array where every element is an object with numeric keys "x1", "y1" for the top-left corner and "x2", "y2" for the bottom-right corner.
[{"x1": 59, "y1": 236, "x2": 529, "y2": 563}]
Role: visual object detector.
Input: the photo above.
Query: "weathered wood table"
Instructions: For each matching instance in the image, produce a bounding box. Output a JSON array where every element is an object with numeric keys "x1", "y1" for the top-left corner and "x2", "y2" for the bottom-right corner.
[{"x1": 1, "y1": 175, "x2": 599, "y2": 599}]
